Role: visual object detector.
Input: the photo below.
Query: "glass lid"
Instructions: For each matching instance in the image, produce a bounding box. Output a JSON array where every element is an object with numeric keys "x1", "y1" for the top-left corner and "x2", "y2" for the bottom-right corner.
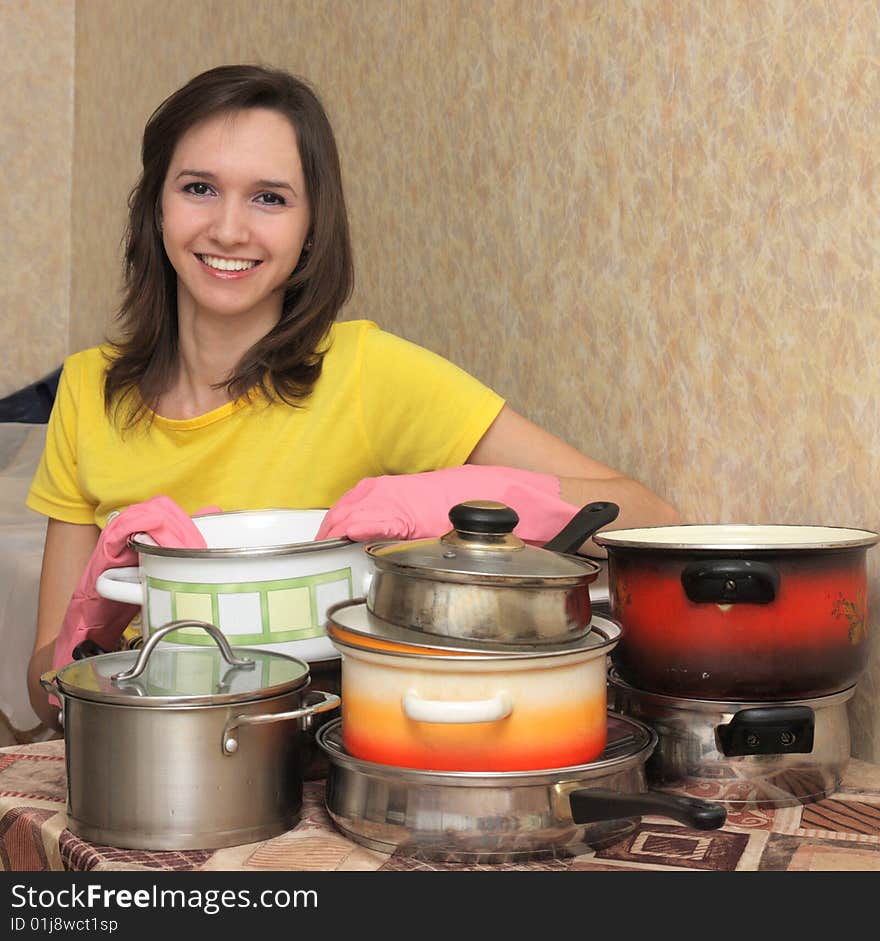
[
  {"x1": 55, "y1": 621, "x2": 310, "y2": 706},
  {"x1": 366, "y1": 501, "x2": 600, "y2": 584},
  {"x1": 317, "y1": 713, "x2": 654, "y2": 782}
]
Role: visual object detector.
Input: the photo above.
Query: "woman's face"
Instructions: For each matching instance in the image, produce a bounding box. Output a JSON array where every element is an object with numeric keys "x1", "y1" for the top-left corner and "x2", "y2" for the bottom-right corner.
[{"x1": 160, "y1": 107, "x2": 311, "y2": 327}]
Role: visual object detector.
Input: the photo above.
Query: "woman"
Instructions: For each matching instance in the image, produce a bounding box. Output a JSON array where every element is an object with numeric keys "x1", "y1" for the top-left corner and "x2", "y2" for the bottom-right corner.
[{"x1": 25, "y1": 64, "x2": 678, "y2": 728}]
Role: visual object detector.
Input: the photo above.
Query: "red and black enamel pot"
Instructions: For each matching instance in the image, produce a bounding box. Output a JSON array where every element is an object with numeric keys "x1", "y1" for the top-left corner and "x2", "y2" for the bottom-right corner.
[{"x1": 593, "y1": 524, "x2": 879, "y2": 700}]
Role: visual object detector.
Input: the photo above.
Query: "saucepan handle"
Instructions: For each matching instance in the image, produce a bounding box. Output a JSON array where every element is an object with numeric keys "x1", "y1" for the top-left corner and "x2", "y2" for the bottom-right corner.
[
  {"x1": 39, "y1": 670, "x2": 64, "y2": 728},
  {"x1": 39, "y1": 670, "x2": 60, "y2": 700},
  {"x1": 112, "y1": 620, "x2": 255, "y2": 682},
  {"x1": 542, "y1": 502, "x2": 621, "y2": 555},
  {"x1": 569, "y1": 787, "x2": 727, "y2": 831},
  {"x1": 221, "y1": 690, "x2": 341, "y2": 756},
  {"x1": 402, "y1": 690, "x2": 513, "y2": 724},
  {"x1": 95, "y1": 566, "x2": 143, "y2": 605}
]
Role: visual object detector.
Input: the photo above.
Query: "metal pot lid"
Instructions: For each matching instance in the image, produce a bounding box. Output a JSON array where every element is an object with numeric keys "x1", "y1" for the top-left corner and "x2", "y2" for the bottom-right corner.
[
  {"x1": 54, "y1": 621, "x2": 310, "y2": 707},
  {"x1": 317, "y1": 714, "x2": 655, "y2": 785},
  {"x1": 593, "y1": 523, "x2": 880, "y2": 552},
  {"x1": 366, "y1": 501, "x2": 601, "y2": 586},
  {"x1": 326, "y1": 599, "x2": 621, "y2": 660}
]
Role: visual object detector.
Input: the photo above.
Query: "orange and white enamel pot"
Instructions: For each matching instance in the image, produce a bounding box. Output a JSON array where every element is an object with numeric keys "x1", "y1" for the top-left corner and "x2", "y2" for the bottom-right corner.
[
  {"x1": 593, "y1": 524, "x2": 879, "y2": 700},
  {"x1": 326, "y1": 603, "x2": 621, "y2": 772}
]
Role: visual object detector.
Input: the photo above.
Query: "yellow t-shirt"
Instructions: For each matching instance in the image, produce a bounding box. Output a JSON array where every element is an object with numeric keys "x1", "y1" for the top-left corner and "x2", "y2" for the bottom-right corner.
[{"x1": 26, "y1": 320, "x2": 506, "y2": 528}]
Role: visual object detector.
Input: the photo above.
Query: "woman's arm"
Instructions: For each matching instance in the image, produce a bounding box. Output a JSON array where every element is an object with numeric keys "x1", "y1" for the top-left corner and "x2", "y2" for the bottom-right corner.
[
  {"x1": 467, "y1": 406, "x2": 681, "y2": 538},
  {"x1": 27, "y1": 518, "x2": 100, "y2": 729}
]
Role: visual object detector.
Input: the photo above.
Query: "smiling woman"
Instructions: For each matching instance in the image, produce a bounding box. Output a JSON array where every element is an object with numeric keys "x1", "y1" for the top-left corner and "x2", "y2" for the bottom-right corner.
[
  {"x1": 156, "y1": 108, "x2": 313, "y2": 418},
  {"x1": 23, "y1": 64, "x2": 678, "y2": 729}
]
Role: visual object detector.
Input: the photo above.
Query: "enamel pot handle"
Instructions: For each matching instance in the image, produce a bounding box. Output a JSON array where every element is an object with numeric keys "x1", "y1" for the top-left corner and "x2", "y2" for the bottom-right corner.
[
  {"x1": 95, "y1": 566, "x2": 143, "y2": 605},
  {"x1": 681, "y1": 559, "x2": 779, "y2": 604},
  {"x1": 402, "y1": 690, "x2": 513, "y2": 724},
  {"x1": 569, "y1": 787, "x2": 727, "y2": 831}
]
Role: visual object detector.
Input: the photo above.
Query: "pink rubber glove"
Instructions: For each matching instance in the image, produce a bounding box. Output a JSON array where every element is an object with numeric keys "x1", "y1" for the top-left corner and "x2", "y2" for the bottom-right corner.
[
  {"x1": 51, "y1": 495, "x2": 220, "y2": 674},
  {"x1": 315, "y1": 465, "x2": 581, "y2": 543}
]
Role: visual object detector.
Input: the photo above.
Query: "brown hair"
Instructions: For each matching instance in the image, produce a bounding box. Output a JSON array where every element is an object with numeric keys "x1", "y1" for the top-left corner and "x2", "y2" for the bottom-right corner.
[{"x1": 104, "y1": 64, "x2": 353, "y2": 425}]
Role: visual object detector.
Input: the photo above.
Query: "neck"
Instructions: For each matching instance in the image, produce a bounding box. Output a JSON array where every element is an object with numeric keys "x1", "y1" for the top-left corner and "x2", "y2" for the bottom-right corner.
[{"x1": 157, "y1": 290, "x2": 282, "y2": 419}]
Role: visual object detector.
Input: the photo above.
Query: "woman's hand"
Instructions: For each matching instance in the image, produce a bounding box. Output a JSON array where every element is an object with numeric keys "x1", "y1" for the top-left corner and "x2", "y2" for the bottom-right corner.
[
  {"x1": 315, "y1": 464, "x2": 582, "y2": 543},
  {"x1": 27, "y1": 519, "x2": 99, "y2": 730}
]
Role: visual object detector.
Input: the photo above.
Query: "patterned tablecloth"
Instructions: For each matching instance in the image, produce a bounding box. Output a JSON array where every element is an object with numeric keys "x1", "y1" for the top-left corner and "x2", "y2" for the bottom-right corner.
[{"x1": 2, "y1": 739, "x2": 880, "y2": 872}]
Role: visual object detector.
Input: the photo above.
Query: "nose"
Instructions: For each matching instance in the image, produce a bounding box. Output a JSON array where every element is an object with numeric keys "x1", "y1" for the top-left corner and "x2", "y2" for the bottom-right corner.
[{"x1": 207, "y1": 199, "x2": 249, "y2": 247}]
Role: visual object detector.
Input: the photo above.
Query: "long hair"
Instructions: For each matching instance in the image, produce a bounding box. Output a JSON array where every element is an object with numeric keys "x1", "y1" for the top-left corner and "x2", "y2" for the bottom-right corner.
[{"x1": 104, "y1": 64, "x2": 354, "y2": 426}]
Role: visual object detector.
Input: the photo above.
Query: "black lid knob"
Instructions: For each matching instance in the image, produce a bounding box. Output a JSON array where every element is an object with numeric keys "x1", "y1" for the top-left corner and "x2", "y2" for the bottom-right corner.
[{"x1": 448, "y1": 501, "x2": 519, "y2": 535}]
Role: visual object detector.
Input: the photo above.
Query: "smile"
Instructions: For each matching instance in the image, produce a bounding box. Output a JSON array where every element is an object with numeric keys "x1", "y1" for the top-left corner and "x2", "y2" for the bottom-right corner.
[{"x1": 196, "y1": 254, "x2": 261, "y2": 272}]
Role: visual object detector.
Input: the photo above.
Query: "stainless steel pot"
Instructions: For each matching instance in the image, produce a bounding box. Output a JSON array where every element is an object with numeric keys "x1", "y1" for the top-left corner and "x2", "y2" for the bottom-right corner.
[
  {"x1": 608, "y1": 669, "x2": 854, "y2": 807},
  {"x1": 41, "y1": 621, "x2": 340, "y2": 850},
  {"x1": 365, "y1": 500, "x2": 617, "y2": 645},
  {"x1": 317, "y1": 714, "x2": 726, "y2": 862}
]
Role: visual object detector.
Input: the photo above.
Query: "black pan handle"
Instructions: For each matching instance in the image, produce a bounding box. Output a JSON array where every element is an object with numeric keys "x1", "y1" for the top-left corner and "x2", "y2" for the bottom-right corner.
[
  {"x1": 543, "y1": 501, "x2": 620, "y2": 555},
  {"x1": 716, "y1": 706, "x2": 815, "y2": 757},
  {"x1": 569, "y1": 787, "x2": 727, "y2": 831},
  {"x1": 72, "y1": 639, "x2": 108, "y2": 660},
  {"x1": 681, "y1": 559, "x2": 779, "y2": 604}
]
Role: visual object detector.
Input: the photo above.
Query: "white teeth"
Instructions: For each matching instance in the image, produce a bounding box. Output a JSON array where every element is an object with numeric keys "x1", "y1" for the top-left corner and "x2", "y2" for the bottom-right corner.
[{"x1": 198, "y1": 254, "x2": 258, "y2": 271}]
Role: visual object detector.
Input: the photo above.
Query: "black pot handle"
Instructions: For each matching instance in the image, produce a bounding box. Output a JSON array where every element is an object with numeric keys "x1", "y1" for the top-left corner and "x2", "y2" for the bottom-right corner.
[
  {"x1": 716, "y1": 706, "x2": 815, "y2": 757},
  {"x1": 569, "y1": 787, "x2": 727, "y2": 831},
  {"x1": 681, "y1": 559, "x2": 779, "y2": 604},
  {"x1": 543, "y1": 502, "x2": 620, "y2": 555}
]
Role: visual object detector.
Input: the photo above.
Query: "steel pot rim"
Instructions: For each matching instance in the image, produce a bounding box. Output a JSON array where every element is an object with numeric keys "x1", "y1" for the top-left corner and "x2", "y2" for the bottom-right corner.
[
  {"x1": 365, "y1": 550, "x2": 601, "y2": 587},
  {"x1": 607, "y1": 670, "x2": 857, "y2": 711}
]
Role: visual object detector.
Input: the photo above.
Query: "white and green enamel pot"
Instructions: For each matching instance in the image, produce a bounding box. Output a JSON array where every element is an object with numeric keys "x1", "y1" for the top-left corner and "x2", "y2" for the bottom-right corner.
[{"x1": 95, "y1": 509, "x2": 371, "y2": 662}]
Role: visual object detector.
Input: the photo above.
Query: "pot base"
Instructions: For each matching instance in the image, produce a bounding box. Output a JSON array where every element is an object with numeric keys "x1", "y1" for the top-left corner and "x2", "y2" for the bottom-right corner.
[
  {"x1": 66, "y1": 812, "x2": 301, "y2": 852},
  {"x1": 325, "y1": 814, "x2": 638, "y2": 863}
]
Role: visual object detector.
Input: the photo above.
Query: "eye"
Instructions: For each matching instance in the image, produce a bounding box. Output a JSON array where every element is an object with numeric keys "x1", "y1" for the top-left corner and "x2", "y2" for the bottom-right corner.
[
  {"x1": 255, "y1": 192, "x2": 287, "y2": 206},
  {"x1": 183, "y1": 181, "x2": 214, "y2": 197}
]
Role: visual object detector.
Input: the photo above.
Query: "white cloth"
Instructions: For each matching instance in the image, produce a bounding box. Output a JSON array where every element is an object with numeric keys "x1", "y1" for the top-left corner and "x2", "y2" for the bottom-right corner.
[{"x1": 0, "y1": 424, "x2": 48, "y2": 733}]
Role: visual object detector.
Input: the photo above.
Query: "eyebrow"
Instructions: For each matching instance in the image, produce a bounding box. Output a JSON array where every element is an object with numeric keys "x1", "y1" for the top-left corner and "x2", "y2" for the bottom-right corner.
[{"x1": 175, "y1": 169, "x2": 297, "y2": 195}]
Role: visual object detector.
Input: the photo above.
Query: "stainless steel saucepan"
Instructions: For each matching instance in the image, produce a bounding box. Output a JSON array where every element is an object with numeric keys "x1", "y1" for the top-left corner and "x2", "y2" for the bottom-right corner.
[
  {"x1": 365, "y1": 500, "x2": 619, "y2": 645},
  {"x1": 42, "y1": 620, "x2": 340, "y2": 850}
]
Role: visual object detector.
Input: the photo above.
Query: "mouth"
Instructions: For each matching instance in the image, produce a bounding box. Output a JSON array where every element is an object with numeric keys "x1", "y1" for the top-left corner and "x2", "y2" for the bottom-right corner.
[{"x1": 196, "y1": 253, "x2": 262, "y2": 273}]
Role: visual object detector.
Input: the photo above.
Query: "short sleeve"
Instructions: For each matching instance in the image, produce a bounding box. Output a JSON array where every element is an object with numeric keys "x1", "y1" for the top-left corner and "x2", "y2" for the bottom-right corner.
[
  {"x1": 356, "y1": 326, "x2": 505, "y2": 474},
  {"x1": 26, "y1": 355, "x2": 96, "y2": 524}
]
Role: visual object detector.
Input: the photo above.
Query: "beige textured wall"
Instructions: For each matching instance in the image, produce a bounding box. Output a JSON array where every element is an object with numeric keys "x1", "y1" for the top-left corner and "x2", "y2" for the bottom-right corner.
[
  {"x1": 1, "y1": 0, "x2": 74, "y2": 396},
  {"x1": 66, "y1": 1, "x2": 880, "y2": 759}
]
